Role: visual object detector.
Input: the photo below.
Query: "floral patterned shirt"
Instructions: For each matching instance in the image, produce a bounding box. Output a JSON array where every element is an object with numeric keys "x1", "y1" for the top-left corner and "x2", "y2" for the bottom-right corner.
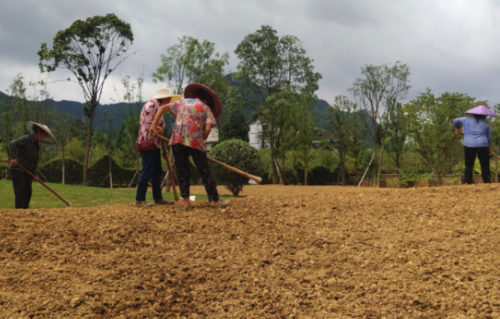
[
  {"x1": 169, "y1": 98, "x2": 217, "y2": 151},
  {"x1": 137, "y1": 99, "x2": 165, "y2": 149}
]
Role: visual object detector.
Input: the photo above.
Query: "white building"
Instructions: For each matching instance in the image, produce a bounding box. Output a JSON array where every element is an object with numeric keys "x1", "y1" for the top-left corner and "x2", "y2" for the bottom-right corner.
[
  {"x1": 205, "y1": 127, "x2": 219, "y2": 151},
  {"x1": 249, "y1": 120, "x2": 269, "y2": 150}
]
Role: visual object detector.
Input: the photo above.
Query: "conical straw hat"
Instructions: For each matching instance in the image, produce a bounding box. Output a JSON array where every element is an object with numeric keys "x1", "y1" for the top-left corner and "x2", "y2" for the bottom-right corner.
[
  {"x1": 24, "y1": 121, "x2": 57, "y2": 144},
  {"x1": 465, "y1": 105, "x2": 497, "y2": 117}
]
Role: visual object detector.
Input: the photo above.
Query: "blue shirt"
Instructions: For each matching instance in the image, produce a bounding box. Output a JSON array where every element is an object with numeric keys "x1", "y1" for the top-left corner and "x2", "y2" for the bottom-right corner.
[{"x1": 453, "y1": 116, "x2": 491, "y2": 148}]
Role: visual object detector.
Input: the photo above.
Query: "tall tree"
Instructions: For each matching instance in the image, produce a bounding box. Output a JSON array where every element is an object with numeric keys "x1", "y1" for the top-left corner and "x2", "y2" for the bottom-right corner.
[
  {"x1": 51, "y1": 112, "x2": 76, "y2": 184},
  {"x1": 405, "y1": 90, "x2": 483, "y2": 185},
  {"x1": 385, "y1": 102, "x2": 408, "y2": 172},
  {"x1": 152, "y1": 36, "x2": 229, "y2": 99},
  {"x1": 234, "y1": 25, "x2": 322, "y2": 183},
  {"x1": 325, "y1": 95, "x2": 367, "y2": 185},
  {"x1": 38, "y1": 13, "x2": 134, "y2": 185},
  {"x1": 349, "y1": 61, "x2": 410, "y2": 187},
  {"x1": 219, "y1": 112, "x2": 249, "y2": 142},
  {"x1": 111, "y1": 73, "x2": 144, "y2": 169}
]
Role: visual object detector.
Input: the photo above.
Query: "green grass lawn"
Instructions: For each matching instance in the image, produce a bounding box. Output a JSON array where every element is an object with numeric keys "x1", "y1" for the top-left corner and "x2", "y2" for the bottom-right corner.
[{"x1": 0, "y1": 180, "x2": 210, "y2": 209}]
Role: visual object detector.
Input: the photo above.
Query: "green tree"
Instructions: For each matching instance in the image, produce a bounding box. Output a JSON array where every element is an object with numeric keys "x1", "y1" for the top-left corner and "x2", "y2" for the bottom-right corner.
[
  {"x1": 385, "y1": 102, "x2": 408, "y2": 172},
  {"x1": 111, "y1": 73, "x2": 144, "y2": 169},
  {"x1": 219, "y1": 111, "x2": 249, "y2": 142},
  {"x1": 152, "y1": 36, "x2": 230, "y2": 99},
  {"x1": 349, "y1": 61, "x2": 410, "y2": 187},
  {"x1": 38, "y1": 13, "x2": 134, "y2": 185},
  {"x1": 325, "y1": 95, "x2": 367, "y2": 186},
  {"x1": 404, "y1": 90, "x2": 483, "y2": 185},
  {"x1": 51, "y1": 112, "x2": 76, "y2": 184},
  {"x1": 209, "y1": 140, "x2": 263, "y2": 196},
  {"x1": 234, "y1": 25, "x2": 322, "y2": 183}
]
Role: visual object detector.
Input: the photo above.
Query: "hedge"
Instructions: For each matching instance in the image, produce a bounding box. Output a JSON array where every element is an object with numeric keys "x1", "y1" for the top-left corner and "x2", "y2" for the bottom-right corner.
[
  {"x1": 39, "y1": 158, "x2": 84, "y2": 185},
  {"x1": 87, "y1": 155, "x2": 138, "y2": 187}
]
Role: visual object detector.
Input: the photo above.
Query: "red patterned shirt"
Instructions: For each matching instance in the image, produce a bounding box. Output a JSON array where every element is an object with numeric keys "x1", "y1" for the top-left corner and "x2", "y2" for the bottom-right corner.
[
  {"x1": 169, "y1": 98, "x2": 216, "y2": 151},
  {"x1": 137, "y1": 99, "x2": 165, "y2": 149}
]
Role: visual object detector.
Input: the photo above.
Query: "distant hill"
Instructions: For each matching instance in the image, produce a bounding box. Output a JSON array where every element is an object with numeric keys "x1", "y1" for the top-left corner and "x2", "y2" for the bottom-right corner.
[
  {"x1": 1, "y1": 75, "x2": 333, "y2": 131},
  {"x1": 226, "y1": 74, "x2": 331, "y2": 127}
]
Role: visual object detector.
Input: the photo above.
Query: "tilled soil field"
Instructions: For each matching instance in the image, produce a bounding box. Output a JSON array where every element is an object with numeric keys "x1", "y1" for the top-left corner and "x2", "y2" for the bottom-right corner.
[{"x1": 2, "y1": 184, "x2": 500, "y2": 318}]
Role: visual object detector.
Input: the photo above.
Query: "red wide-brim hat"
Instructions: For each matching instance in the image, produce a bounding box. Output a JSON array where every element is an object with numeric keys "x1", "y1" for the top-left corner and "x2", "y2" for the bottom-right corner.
[
  {"x1": 184, "y1": 83, "x2": 222, "y2": 118},
  {"x1": 465, "y1": 105, "x2": 497, "y2": 117}
]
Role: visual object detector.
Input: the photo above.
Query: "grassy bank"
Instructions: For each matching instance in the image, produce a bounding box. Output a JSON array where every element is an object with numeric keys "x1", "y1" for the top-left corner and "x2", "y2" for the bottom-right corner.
[{"x1": 0, "y1": 180, "x2": 209, "y2": 209}]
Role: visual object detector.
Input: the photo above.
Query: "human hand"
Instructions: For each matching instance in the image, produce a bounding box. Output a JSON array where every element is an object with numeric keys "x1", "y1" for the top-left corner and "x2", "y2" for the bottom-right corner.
[
  {"x1": 455, "y1": 128, "x2": 464, "y2": 136},
  {"x1": 10, "y1": 159, "x2": 18, "y2": 166},
  {"x1": 150, "y1": 126, "x2": 158, "y2": 137},
  {"x1": 33, "y1": 175, "x2": 39, "y2": 182}
]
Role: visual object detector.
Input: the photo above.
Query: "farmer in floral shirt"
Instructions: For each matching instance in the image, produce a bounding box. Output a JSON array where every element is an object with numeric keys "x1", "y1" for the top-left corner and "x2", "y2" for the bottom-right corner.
[
  {"x1": 135, "y1": 88, "x2": 181, "y2": 207},
  {"x1": 151, "y1": 83, "x2": 229, "y2": 211}
]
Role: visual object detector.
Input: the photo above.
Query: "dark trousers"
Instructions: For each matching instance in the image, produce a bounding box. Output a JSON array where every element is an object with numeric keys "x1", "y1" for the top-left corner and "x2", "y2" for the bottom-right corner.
[
  {"x1": 11, "y1": 170, "x2": 33, "y2": 209},
  {"x1": 464, "y1": 146, "x2": 491, "y2": 184},
  {"x1": 136, "y1": 148, "x2": 163, "y2": 201},
  {"x1": 172, "y1": 144, "x2": 219, "y2": 202}
]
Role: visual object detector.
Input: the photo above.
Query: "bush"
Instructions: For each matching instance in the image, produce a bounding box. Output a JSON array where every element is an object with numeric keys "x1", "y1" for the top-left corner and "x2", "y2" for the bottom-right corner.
[{"x1": 209, "y1": 139, "x2": 264, "y2": 196}]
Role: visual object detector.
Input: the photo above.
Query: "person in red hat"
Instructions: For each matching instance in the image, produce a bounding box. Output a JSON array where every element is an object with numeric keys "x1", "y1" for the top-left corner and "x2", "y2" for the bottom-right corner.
[
  {"x1": 150, "y1": 83, "x2": 229, "y2": 211},
  {"x1": 454, "y1": 105, "x2": 496, "y2": 184}
]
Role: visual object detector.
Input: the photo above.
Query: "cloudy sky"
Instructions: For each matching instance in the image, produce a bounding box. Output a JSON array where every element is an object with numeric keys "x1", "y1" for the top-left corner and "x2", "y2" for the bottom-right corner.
[{"x1": 2, "y1": 0, "x2": 500, "y2": 106}]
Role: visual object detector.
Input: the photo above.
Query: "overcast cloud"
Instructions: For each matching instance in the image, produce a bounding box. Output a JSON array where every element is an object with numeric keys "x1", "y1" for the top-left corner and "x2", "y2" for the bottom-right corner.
[{"x1": 2, "y1": 0, "x2": 500, "y2": 106}]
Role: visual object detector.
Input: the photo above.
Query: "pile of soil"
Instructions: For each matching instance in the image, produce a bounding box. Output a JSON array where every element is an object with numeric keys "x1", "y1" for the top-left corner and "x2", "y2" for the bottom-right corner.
[{"x1": 2, "y1": 184, "x2": 500, "y2": 318}]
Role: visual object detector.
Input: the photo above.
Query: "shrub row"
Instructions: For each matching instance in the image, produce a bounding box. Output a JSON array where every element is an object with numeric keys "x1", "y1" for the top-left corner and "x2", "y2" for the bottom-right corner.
[
  {"x1": 262, "y1": 165, "x2": 343, "y2": 185},
  {"x1": 39, "y1": 156, "x2": 137, "y2": 187}
]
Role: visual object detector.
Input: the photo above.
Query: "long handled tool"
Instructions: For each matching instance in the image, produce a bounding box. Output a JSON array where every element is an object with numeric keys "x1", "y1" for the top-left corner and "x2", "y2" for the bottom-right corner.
[
  {"x1": 156, "y1": 135, "x2": 262, "y2": 184},
  {"x1": 15, "y1": 163, "x2": 72, "y2": 208},
  {"x1": 160, "y1": 141, "x2": 180, "y2": 201}
]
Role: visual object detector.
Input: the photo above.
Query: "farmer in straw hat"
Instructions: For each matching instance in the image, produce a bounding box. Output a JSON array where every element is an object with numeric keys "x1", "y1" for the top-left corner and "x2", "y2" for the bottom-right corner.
[
  {"x1": 150, "y1": 83, "x2": 229, "y2": 211},
  {"x1": 9, "y1": 122, "x2": 56, "y2": 209},
  {"x1": 454, "y1": 105, "x2": 496, "y2": 184},
  {"x1": 135, "y1": 88, "x2": 182, "y2": 207}
]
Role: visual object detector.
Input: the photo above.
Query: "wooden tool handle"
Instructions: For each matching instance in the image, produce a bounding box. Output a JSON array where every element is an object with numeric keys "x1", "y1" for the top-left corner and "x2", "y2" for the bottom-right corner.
[
  {"x1": 14, "y1": 163, "x2": 72, "y2": 207},
  {"x1": 156, "y1": 135, "x2": 262, "y2": 184}
]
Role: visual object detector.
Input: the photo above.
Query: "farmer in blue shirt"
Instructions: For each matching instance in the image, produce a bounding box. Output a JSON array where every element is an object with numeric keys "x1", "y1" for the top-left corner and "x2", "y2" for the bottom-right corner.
[{"x1": 453, "y1": 105, "x2": 496, "y2": 184}]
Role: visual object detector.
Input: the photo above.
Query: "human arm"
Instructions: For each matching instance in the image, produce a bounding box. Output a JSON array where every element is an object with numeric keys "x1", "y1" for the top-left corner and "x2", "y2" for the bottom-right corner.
[
  {"x1": 203, "y1": 107, "x2": 216, "y2": 141},
  {"x1": 203, "y1": 124, "x2": 213, "y2": 140},
  {"x1": 453, "y1": 117, "x2": 465, "y2": 136},
  {"x1": 150, "y1": 104, "x2": 171, "y2": 137}
]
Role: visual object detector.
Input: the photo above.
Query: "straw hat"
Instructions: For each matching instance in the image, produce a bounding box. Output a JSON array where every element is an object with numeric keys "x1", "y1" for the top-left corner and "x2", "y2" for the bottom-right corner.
[
  {"x1": 24, "y1": 122, "x2": 57, "y2": 144},
  {"x1": 465, "y1": 105, "x2": 497, "y2": 117},
  {"x1": 152, "y1": 88, "x2": 181, "y2": 102},
  {"x1": 184, "y1": 83, "x2": 222, "y2": 118}
]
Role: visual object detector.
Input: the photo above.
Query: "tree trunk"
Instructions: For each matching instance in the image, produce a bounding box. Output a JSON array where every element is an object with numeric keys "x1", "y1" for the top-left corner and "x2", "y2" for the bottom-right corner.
[
  {"x1": 62, "y1": 145, "x2": 65, "y2": 185},
  {"x1": 109, "y1": 151, "x2": 113, "y2": 189},
  {"x1": 341, "y1": 151, "x2": 346, "y2": 186},
  {"x1": 270, "y1": 123, "x2": 278, "y2": 184},
  {"x1": 376, "y1": 144, "x2": 386, "y2": 188},
  {"x1": 436, "y1": 171, "x2": 442, "y2": 186},
  {"x1": 304, "y1": 167, "x2": 308, "y2": 186},
  {"x1": 281, "y1": 148, "x2": 285, "y2": 167},
  {"x1": 82, "y1": 104, "x2": 96, "y2": 186}
]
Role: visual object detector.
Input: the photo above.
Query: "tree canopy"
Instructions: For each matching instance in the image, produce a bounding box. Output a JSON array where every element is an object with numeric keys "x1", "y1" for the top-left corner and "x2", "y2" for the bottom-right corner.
[{"x1": 38, "y1": 13, "x2": 134, "y2": 185}]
